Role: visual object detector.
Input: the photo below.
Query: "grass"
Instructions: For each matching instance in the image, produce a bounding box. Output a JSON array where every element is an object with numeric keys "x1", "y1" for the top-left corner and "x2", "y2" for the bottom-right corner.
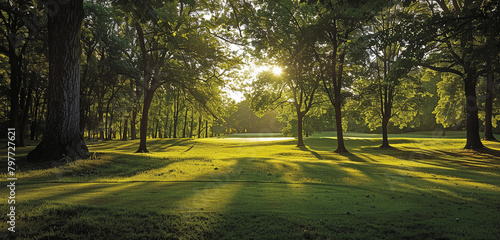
[{"x1": 1, "y1": 131, "x2": 499, "y2": 239}]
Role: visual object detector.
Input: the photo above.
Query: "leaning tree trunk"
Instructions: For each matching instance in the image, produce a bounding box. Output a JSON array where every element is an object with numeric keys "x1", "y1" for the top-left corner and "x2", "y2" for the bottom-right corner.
[
  {"x1": 27, "y1": 0, "x2": 89, "y2": 162},
  {"x1": 484, "y1": 69, "x2": 496, "y2": 141},
  {"x1": 464, "y1": 74, "x2": 484, "y2": 149}
]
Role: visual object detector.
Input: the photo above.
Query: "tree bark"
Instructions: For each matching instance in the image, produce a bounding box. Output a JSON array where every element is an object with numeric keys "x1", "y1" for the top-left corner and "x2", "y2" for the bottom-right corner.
[
  {"x1": 18, "y1": 81, "x2": 32, "y2": 147},
  {"x1": 333, "y1": 97, "x2": 348, "y2": 153},
  {"x1": 182, "y1": 107, "x2": 188, "y2": 138},
  {"x1": 198, "y1": 115, "x2": 202, "y2": 138},
  {"x1": 137, "y1": 89, "x2": 155, "y2": 153},
  {"x1": 173, "y1": 92, "x2": 180, "y2": 138},
  {"x1": 122, "y1": 117, "x2": 128, "y2": 140},
  {"x1": 189, "y1": 110, "x2": 194, "y2": 138},
  {"x1": 27, "y1": 0, "x2": 89, "y2": 161},
  {"x1": 8, "y1": 54, "x2": 22, "y2": 146},
  {"x1": 131, "y1": 108, "x2": 137, "y2": 140},
  {"x1": 205, "y1": 120, "x2": 209, "y2": 138},
  {"x1": 484, "y1": 69, "x2": 496, "y2": 141},
  {"x1": 464, "y1": 74, "x2": 484, "y2": 149},
  {"x1": 296, "y1": 110, "x2": 305, "y2": 147},
  {"x1": 381, "y1": 115, "x2": 390, "y2": 148}
]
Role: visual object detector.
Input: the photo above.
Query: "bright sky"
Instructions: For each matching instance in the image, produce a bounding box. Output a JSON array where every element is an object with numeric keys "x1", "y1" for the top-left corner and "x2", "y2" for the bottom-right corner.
[
  {"x1": 225, "y1": 63, "x2": 282, "y2": 102},
  {"x1": 222, "y1": 41, "x2": 283, "y2": 102}
]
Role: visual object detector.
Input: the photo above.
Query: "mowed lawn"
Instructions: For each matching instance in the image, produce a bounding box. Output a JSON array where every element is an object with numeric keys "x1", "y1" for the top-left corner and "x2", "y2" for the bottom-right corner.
[{"x1": 1, "y1": 132, "x2": 500, "y2": 239}]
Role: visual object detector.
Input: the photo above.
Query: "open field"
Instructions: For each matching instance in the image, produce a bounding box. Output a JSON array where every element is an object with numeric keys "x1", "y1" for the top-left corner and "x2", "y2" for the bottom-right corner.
[{"x1": 1, "y1": 132, "x2": 499, "y2": 239}]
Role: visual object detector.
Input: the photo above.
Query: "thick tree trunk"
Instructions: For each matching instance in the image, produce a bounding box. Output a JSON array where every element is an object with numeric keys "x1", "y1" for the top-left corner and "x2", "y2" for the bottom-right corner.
[
  {"x1": 27, "y1": 0, "x2": 89, "y2": 161},
  {"x1": 137, "y1": 89, "x2": 155, "y2": 153},
  {"x1": 335, "y1": 103, "x2": 348, "y2": 153},
  {"x1": 296, "y1": 110, "x2": 305, "y2": 147},
  {"x1": 484, "y1": 70, "x2": 496, "y2": 141},
  {"x1": 464, "y1": 74, "x2": 484, "y2": 149},
  {"x1": 381, "y1": 115, "x2": 390, "y2": 148}
]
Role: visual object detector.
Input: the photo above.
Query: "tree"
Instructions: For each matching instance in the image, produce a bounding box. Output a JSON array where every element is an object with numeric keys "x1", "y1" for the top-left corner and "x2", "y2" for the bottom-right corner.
[
  {"x1": 431, "y1": 71, "x2": 465, "y2": 131},
  {"x1": 113, "y1": 0, "x2": 239, "y2": 152},
  {"x1": 355, "y1": 1, "x2": 425, "y2": 148},
  {"x1": 0, "y1": 0, "x2": 37, "y2": 147},
  {"x1": 245, "y1": 0, "x2": 322, "y2": 147},
  {"x1": 312, "y1": 0, "x2": 384, "y2": 152},
  {"x1": 407, "y1": 0, "x2": 500, "y2": 149},
  {"x1": 27, "y1": 0, "x2": 89, "y2": 161}
]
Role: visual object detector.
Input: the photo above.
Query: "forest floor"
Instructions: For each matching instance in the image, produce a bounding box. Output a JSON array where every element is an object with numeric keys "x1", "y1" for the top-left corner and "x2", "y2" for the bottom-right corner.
[{"x1": 1, "y1": 131, "x2": 500, "y2": 239}]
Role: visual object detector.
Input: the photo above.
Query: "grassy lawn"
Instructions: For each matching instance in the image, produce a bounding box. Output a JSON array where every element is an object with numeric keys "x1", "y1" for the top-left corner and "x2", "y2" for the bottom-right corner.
[{"x1": 1, "y1": 132, "x2": 499, "y2": 239}]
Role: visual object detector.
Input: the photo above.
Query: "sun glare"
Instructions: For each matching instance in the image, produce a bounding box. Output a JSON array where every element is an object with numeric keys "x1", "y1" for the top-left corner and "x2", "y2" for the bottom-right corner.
[{"x1": 272, "y1": 66, "x2": 282, "y2": 76}]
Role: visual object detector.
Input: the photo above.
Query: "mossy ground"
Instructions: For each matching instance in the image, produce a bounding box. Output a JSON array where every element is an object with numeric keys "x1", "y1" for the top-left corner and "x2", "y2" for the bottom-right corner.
[{"x1": 1, "y1": 131, "x2": 499, "y2": 239}]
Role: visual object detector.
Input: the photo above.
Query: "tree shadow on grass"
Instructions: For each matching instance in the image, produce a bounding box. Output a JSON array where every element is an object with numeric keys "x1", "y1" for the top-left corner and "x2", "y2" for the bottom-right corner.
[{"x1": 10, "y1": 149, "x2": 500, "y2": 239}]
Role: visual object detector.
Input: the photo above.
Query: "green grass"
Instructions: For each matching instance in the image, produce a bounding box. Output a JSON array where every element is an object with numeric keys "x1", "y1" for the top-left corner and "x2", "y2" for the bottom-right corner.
[{"x1": 1, "y1": 131, "x2": 499, "y2": 239}]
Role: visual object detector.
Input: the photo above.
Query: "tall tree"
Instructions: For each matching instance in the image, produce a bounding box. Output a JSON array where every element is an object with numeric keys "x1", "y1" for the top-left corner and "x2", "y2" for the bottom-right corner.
[
  {"x1": 407, "y1": 0, "x2": 500, "y2": 149},
  {"x1": 245, "y1": 0, "x2": 322, "y2": 147},
  {"x1": 312, "y1": 0, "x2": 384, "y2": 152},
  {"x1": 356, "y1": 1, "x2": 425, "y2": 148},
  {"x1": 27, "y1": 0, "x2": 89, "y2": 161},
  {"x1": 0, "y1": 0, "x2": 37, "y2": 147}
]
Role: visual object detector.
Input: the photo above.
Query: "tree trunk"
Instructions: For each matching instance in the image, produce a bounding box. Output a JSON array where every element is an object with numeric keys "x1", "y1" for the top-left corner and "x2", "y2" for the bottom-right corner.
[
  {"x1": 296, "y1": 110, "x2": 305, "y2": 147},
  {"x1": 182, "y1": 107, "x2": 188, "y2": 138},
  {"x1": 137, "y1": 89, "x2": 154, "y2": 153},
  {"x1": 198, "y1": 115, "x2": 202, "y2": 138},
  {"x1": 165, "y1": 108, "x2": 169, "y2": 138},
  {"x1": 27, "y1": 0, "x2": 89, "y2": 161},
  {"x1": 105, "y1": 101, "x2": 111, "y2": 140},
  {"x1": 484, "y1": 69, "x2": 496, "y2": 141},
  {"x1": 205, "y1": 120, "x2": 209, "y2": 138},
  {"x1": 381, "y1": 115, "x2": 390, "y2": 148},
  {"x1": 30, "y1": 103, "x2": 38, "y2": 140},
  {"x1": 173, "y1": 93, "x2": 180, "y2": 138},
  {"x1": 131, "y1": 108, "x2": 137, "y2": 140},
  {"x1": 137, "y1": 89, "x2": 155, "y2": 153},
  {"x1": 464, "y1": 74, "x2": 484, "y2": 149},
  {"x1": 189, "y1": 110, "x2": 194, "y2": 138},
  {"x1": 18, "y1": 82, "x2": 32, "y2": 147},
  {"x1": 334, "y1": 100, "x2": 348, "y2": 153},
  {"x1": 8, "y1": 51, "x2": 21, "y2": 146},
  {"x1": 122, "y1": 117, "x2": 128, "y2": 140},
  {"x1": 108, "y1": 104, "x2": 114, "y2": 140}
]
